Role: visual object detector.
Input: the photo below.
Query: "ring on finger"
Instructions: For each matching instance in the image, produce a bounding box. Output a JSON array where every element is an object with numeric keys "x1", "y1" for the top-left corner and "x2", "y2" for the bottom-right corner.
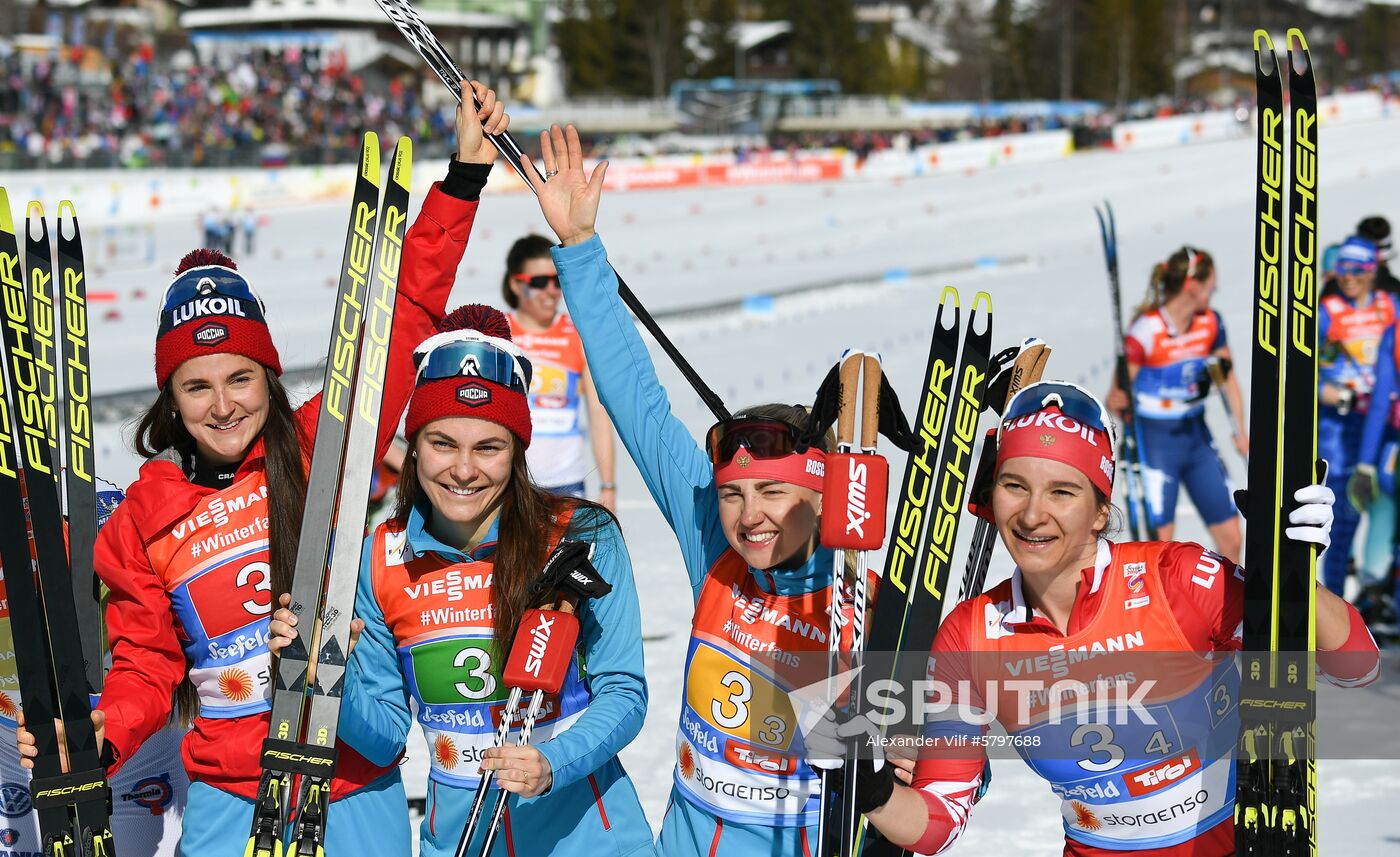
[{"x1": 544, "y1": 169, "x2": 559, "y2": 180}]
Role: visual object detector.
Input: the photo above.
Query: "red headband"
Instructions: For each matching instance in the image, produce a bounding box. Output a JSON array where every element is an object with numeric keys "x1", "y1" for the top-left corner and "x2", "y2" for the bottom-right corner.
[
  {"x1": 996, "y1": 406, "x2": 1114, "y2": 496},
  {"x1": 714, "y1": 447, "x2": 826, "y2": 491}
]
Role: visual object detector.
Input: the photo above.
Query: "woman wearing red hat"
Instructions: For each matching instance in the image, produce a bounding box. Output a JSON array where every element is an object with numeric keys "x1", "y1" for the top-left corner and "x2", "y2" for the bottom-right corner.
[
  {"x1": 267, "y1": 304, "x2": 654, "y2": 857},
  {"x1": 516, "y1": 123, "x2": 860, "y2": 856},
  {"x1": 803, "y1": 382, "x2": 1381, "y2": 856},
  {"x1": 16, "y1": 83, "x2": 511, "y2": 856}
]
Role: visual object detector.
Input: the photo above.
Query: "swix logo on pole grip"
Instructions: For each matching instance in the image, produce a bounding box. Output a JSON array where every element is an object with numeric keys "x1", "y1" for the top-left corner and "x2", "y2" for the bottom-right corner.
[
  {"x1": 820, "y1": 451, "x2": 889, "y2": 550},
  {"x1": 503, "y1": 608, "x2": 580, "y2": 693}
]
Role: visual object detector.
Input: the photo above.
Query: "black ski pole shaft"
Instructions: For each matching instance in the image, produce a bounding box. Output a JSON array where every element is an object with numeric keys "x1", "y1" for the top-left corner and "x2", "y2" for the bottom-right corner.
[
  {"x1": 372, "y1": 0, "x2": 730, "y2": 422},
  {"x1": 454, "y1": 686, "x2": 522, "y2": 857},
  {"x1": 477, "y1": 690, "x2": 546, "y2": 857}
]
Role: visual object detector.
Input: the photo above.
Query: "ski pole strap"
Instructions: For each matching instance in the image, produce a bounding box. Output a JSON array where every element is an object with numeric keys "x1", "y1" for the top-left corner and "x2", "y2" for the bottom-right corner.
[
  {"x1": 502, "y1": 604, "x2": 581, "y2": 694},
  {"x1": 804, "y1": 361, "x2": 917, "y2": 454},
  {"x1": 259, "y1": 737, "x2": 337, "y2": 779},
  {"x1": 29, "y1": 768, "x2": 109, "y2": 812},
  {"x1": 529, "y1": 540, "x2": 613, "y2": 603}
]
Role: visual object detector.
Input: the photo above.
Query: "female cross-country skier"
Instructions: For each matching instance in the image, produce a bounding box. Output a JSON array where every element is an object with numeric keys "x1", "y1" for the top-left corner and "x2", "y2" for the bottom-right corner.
[
  {"x1": 15, "y1": 81, "x2": 510, "y2": 857},
  {"x1": 501, "y1": 233, "x2": 619, "y2": 509},
  {"x1": 804, "y1": 381, "x2": 1380, "y2": 855},
  {"x1": 1107, "y1": 246, "x2": 1247, "y2": 562},
  {"x1": 267, "y1": 304, "x2": 655, "y2": 857},
  {"x1": 1316, "y1": 236, "x2": 1394, "y2": 596},
  {"x1": 516, "y1": 123, "x2": 890, "y2": 855}
]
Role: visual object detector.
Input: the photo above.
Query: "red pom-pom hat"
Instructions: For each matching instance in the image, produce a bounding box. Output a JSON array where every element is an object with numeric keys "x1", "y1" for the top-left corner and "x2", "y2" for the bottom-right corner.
[{"x1": 405, "y1": 305, "x2": 535, "y2": 447}]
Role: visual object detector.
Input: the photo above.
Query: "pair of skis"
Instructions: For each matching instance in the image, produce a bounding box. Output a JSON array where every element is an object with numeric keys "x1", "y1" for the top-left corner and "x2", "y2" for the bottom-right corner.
[
  {"x1": 0, "y1": 192, "x2": 112, "y2": 855},
  {"x1": 852, "y1": 288, "x2": 994, "y2": 857},
  {"x1": 1235, "y1": 30, "x2": 1320, "y2": 857},
  {"x1": 455, "y1": 541, "x2": 613, "y2": 857},
  {"x1": 246, "y1": 133, "x2": 412, "y2": 857},
  {"x1": 1095, "y1": 201, "x2": 1159, "y2": 542}
]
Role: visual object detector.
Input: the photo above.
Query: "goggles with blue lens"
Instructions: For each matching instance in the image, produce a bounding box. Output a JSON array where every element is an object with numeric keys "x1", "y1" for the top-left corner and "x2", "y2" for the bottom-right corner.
[
  {"x1": 416, "y1": 337, "x2": 532, "y2": 395},
  {"x1": 161, "y1": 266, "x2": 264, "y2": 313},
  {"x1": 1000, "y1": 381, "x2": 1117, "y2": 447}
]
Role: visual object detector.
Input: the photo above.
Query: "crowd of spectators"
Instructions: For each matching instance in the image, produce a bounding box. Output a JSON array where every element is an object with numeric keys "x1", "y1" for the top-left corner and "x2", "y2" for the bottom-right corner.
[
  {"x1": 4, "y1": 36, "x2": 1396, "y2": 171},
  {"x1": 0, "y1": 44, "x2": 459, "y2": 169}
]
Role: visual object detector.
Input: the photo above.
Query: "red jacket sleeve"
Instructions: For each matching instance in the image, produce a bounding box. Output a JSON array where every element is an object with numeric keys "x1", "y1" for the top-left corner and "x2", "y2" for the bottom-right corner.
[
  {"x1": 94, "y1": 501, "x2": 186, "y2": 774},
  {"x1": 376, "y1": 182, "x2": 478, "y2": 454}
]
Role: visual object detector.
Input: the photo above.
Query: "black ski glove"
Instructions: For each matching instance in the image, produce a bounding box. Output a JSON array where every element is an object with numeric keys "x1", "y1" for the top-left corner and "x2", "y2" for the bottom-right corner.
[{"x1": 805, "y1": 709, "x2": 897, "y2": 814}]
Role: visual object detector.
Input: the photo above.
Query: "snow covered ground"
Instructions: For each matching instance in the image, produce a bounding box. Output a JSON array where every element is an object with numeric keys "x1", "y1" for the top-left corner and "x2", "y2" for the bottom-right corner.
[{"x1": 87, "y1": 115, "x2": 1400, "y2": 852}]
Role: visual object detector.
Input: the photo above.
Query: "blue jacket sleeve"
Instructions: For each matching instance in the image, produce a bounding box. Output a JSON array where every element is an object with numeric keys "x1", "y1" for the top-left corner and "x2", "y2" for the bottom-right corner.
[
  {"x1": 534, "y1": 510, "x2": 648, "y2": 794},
  {"x1": 552, "y1": 234, "x2": 729, "y2": 598},
  {"x1": 1359, "y1": 325, "x2": 1398, "y2": 467},
  {"x1": 337, "y1": 534, "x2": 414, "y2": 766}
]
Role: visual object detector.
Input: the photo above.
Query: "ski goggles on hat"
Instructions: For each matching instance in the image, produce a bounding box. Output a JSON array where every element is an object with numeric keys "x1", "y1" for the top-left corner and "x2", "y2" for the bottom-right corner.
[
  {"x1": 160, "y1": 266, "x2": 265, "y2": 314},
  {"x1": 1000, "y1": 381, "x2": 1117, "y2": 447},
  {"x1": 998, "y1": 381, "x2": 1116, "y2": 495},
  {"x1": 706, "y1": 416, "x2": 826, "y2": 491},
  {"x1": 417, "y1": 338, "x2": 531, "y2": 394},
  {"x1": 513, "y1": 273, "x2": 560, "y2": 290}
]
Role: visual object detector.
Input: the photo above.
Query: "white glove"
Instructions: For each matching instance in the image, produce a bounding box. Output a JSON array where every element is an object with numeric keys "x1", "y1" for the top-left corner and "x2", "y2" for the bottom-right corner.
[
  {"x1": 1284, "y1": 482, "x2": 1334, "y2": 551},
  {"x1": 803, "y1": 708, "x2": 885, "y2": 773}
]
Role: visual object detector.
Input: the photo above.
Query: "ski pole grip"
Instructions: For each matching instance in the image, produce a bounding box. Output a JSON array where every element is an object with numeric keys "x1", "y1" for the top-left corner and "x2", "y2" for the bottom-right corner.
[
  {"x1": 502, "y1": 605, "x2": 580, "y2": 694},
  {"x1": 835, "y1": 350, "x2": 862, "y2": 449},
  {"x1": 821, "y1": 451, "x2": 888, "y2": 550},
  {"x1": 860, "y1": 354, "x2": 882, "y2": 452}
]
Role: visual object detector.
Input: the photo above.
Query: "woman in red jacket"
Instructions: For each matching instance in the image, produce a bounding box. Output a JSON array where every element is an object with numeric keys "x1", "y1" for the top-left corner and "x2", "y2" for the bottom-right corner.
[{"x1": 17, "y1": 82, "x2": 509, "y2": 857}]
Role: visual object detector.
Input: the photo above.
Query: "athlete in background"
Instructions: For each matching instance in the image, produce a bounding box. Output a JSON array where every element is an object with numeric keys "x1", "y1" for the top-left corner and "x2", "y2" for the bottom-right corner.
[
  {"x1": 1317, "y1": 236, "x2": 1394, "y2": 595},
  {"x1": 502, "y1": 235, "x2": 618, "y2": 509},
  {"x1": 1107, "y1": 247, "x2": 1246, "y2": 562}
]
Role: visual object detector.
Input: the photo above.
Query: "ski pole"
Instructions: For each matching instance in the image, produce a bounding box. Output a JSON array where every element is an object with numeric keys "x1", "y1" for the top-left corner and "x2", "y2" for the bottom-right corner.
[
  {"x1": 453, "y1": 542, "x2": 614, "y2": 856},
  {"x1": 371, "y1": 0, "x2": 731, "y2": 423},
  {"x1": 1207, "y1": 358, "x2": 1247, "y2": 464},
  {"x1": 814, "y1": 351, "x2": 888, "y2": 857}
]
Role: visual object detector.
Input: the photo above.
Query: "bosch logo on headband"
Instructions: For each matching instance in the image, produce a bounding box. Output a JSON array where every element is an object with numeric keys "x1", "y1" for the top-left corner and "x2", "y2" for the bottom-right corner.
[
  {"x1": 1003, "y1": 410, "x2": 1103, "y2": 445},
  {"x1": 194, "y1": 322, "x2": 229, "y2": 346},
  {"x1": 456, "y1": 381, "x2": 491, "y2": 406}
]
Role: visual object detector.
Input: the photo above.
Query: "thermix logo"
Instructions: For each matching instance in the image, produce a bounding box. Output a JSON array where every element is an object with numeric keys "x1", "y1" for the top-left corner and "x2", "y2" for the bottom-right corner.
[
  {"x1": 457, "y1": 382, "x2": 490, "y2": 406},
  {"x1": 523, "y1": 612, "x2": 556, "y2": 678},
  {"x1": 845, "y1": 458, "x2": 871, "y2": 538},
  {"x1": 193, "y1": 322, "x2": 228, "y2": 346}
]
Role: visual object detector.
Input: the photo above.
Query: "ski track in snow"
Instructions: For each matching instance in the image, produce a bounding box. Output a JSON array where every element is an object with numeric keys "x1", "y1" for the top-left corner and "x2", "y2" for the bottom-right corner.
[{"x1": 87, "y1": 117, "x2": 1400, "y2": 853}]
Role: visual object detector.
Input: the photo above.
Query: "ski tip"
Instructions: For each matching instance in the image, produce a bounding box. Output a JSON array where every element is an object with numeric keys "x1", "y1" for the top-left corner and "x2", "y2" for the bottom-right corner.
[
  {"x1": 972, "y1": 290, "x2": 993, "y2": 315},
  {"x1": 391, "y1": 137, "x2": 413, "y2": 188},
  {"x1": 1287, "y1": 28, "x2": 1308, "y2": 54},
  {"x1": 25, "y1": 199, "x2": 44, "y2": 221},
  {"x1": 360, "y1": 132, "x2": 380, "y2": 182},
  {"x1": 938, "y1": 284, "x2": 961, "y2": 308},
  {"x1": 58, "y1": 199, "x2": 76, "y2": 220},
  {"x1": 1254, "y1": 29, "x2": 1274, "y2": 54},
  {"x1": 0, "y1": 188, "x2": 12, "y2": 234}
]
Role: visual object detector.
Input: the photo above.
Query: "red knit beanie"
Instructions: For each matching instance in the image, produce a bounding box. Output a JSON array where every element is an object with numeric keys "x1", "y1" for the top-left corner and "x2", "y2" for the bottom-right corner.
[
  {"x1": 405, "y1": 304, "x2": 534, "y2": 447},
  {"x1": 153, "y1": 249, "x2": 282, "y2": 389}
]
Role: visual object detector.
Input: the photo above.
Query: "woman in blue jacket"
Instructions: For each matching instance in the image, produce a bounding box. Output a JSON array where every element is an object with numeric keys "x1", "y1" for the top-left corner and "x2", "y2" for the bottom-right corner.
[
  {"x1": 269, "y1": 305, "x2": 654, "y2": 856},
  {"x1": 516, "y1": 124, "x2": 885, "y2": 856}
]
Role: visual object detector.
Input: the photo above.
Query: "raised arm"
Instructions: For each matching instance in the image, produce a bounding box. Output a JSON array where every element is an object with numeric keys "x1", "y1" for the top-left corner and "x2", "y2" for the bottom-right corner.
[{"x1": 525, "y1": 124, "x2": 728, "y2": 595}]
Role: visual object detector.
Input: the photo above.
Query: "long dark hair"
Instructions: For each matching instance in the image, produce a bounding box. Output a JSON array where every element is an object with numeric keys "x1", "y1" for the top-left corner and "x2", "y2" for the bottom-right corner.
[
  {"x1": 133, "y1": 366, "x2": 308, "y2": 723},
  {"x1": 500, "y1": 234, "x2": 556, "y2": 309},
  {"x1": 1137, "y1": 246, "x2": 1215, "y2": 316},
  {"x1": 392, "y1": 434, "x2": 617, "y2": 657}
]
